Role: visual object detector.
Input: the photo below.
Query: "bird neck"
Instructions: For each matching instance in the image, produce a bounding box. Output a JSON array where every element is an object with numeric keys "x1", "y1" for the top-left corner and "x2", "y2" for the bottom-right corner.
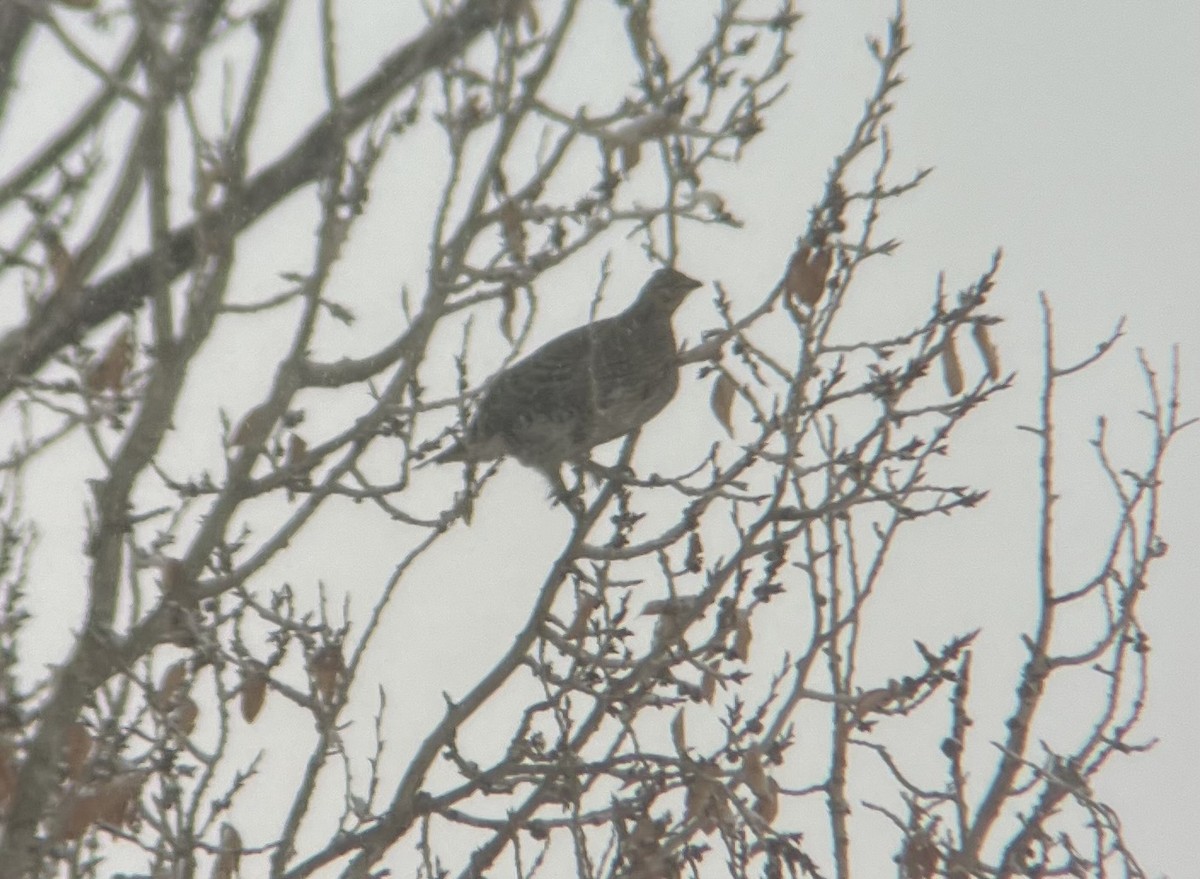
[{"x1": 624, "y1": 298, "x2": 677, "y2": 324}]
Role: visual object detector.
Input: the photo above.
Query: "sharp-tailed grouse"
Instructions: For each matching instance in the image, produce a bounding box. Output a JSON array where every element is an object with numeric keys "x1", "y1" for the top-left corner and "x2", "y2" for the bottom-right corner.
[{"x1": 433, "y1": 267, "x2": 703, "y2": 499}]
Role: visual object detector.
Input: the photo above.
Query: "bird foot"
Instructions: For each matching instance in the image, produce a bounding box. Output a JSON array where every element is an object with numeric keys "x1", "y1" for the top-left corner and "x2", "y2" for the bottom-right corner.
[
  {"x1": 551, "y1": 488, "x2": 586, "y2": 515},
  {"x1": 583, "y1": 460, "x2": 635, "y2": 485},
  {"x1": 542, "y1": 467, "x2": 586, "y2": 514}
]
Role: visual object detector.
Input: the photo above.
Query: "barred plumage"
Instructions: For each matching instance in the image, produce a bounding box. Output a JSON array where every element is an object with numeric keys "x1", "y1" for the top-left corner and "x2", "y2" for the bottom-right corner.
[{"x1": 434, "y1": 268, "x2": 702, "y2": 495}]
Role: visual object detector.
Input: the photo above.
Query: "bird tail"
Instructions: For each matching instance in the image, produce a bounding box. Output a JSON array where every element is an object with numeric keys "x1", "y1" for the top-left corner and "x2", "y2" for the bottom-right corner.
[
  {"x1": 414, "y1": 439, "x2": 468, "y2": 469},
  {"x1": 431, "y1": 442, "x2": 467, "y2": 464}
]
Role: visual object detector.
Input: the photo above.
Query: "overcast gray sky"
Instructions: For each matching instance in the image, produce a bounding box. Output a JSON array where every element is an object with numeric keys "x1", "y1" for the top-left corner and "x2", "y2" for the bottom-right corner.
[
  {"x1": 2, "y1": 2, "x2": 1196, "y2": 875},
  {"x1": 792, "y1": 5, "x2": 1200, "y2": 871}
]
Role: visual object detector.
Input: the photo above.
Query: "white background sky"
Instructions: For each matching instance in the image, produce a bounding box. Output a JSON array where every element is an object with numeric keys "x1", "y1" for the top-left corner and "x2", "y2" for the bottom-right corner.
[
  {"x1": 786, "y1": 5, "x2": 1200, "y2": 872},
  {"x1": 831, "y1": 7, "x2": 1200, "y2": 872},
  {"x1": 2, "y1": 1, "x2": 1197, "y2": 876}
]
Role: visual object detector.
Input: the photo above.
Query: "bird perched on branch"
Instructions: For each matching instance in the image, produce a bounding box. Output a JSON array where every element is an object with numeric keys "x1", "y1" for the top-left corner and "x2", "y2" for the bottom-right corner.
[{"x1": 432, "y1": 267, "x2": 703, "y2": 502}]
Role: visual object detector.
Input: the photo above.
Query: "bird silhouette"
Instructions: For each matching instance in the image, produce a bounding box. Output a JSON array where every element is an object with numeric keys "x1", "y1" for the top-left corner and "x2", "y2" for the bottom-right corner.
[{"x1": 433, "y1": 267, "x2": 703, "y2": 503}]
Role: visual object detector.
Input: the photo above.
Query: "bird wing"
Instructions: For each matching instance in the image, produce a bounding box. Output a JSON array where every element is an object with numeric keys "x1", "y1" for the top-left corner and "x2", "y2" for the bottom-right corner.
[
  {"x1": 587, "y1": 318, "x2": 678, "y2": 407},
  {"x1": 469, "y1": 321, "x2": 600, "y2": 443},
  {"x1": 464, "y1": 313, "x2": 678, "y2": 460},
  {"x1": 496, "y1": 323, "x2": 596, "y2": 411}
]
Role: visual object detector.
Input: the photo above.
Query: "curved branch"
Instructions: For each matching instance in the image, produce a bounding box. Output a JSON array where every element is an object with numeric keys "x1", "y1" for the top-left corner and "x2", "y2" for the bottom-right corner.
[{"x1": 0, "y1": 0, "x2": 522, "y2": 403}]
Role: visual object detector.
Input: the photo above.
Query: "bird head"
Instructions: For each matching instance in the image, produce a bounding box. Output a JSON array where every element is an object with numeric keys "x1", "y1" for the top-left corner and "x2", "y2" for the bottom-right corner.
[{"x1": 633, "y1": 268, "x2": 703, "y2": 315}]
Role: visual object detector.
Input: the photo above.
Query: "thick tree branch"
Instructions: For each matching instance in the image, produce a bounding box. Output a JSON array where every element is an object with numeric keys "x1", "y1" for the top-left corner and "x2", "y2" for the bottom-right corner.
[{"x1": 0, "y1": 0, "x2": 522, "y2": 403}]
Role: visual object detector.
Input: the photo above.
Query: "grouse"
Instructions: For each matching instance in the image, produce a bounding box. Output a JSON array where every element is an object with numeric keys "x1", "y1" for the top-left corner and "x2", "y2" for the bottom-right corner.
[{"x1": 433, "y1": 267, "x2": 703, "y2": 498}]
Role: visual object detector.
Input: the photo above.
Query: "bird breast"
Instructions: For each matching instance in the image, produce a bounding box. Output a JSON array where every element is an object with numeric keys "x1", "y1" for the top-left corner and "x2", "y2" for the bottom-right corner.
[{"x1": 454, "y1": 308, "x2": 685, "y2": 469}]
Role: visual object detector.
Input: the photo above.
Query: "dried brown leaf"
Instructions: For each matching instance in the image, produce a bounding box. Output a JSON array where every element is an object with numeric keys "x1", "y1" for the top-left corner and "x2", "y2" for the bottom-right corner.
[
  {"x1": 753, "y1": 778, "x2": 779, "y2": 823},
  {"x1": 742, "y1": 747, "x2": 771, "y2": 800},
  {"x1": 499, "y1": 201, "x2": 526, "y2": 263},
  {"x1": 284, "y1": 434, "x2": 308, "y2": 470},
  {"x1": 701, "y1": 670, "x2": 718, "y2": 703},
  {"x1": 171, "y1": 697, "x2": 199, "y2": 735},
  {"x1": 309, "y1": 644, "x2": 344, "y2": 704},
  {"x1": 941, "y1": 331, "x2": 964, "y2": 396},
  {"x1": 619, "y1": 141, "x2": 641, "y2": 172},
  {"x1": 806, "y1": 248, "x2": 833, "y2": 302},
  {"x1": 972, "y1": 322, "x2": 1001, "y2": 380},
  {"x1": 710, "y1": 373, "x2": 736, "y2": 437},
  {"x1": 157, "y1": 660, "x2": 188, "y2": 709},
  {"x1": 63, "y1": 722, "x2": 93, "y2": 780},
  {"x1": 95, "y1": 774, "x2": 143, "y2": 826},
  {"x1": 85, "y1": 324, "x2": 133, "y2": 393},
  {"x1": 41, "y1": 227, "x2": 75, "y2": 288},
  {"x1": 902, "y1": 830, "x2": 939, "y2": 879},
  {"x1": 784, "y1": 245, "x2": 832, "y2": 306},
  {"x1": 211, "y1": 823, "x2": 243, "y2": 879},
  {"x1": 670, "y1": 709, "x2": 688, "y2": 758},
  {"x1": 733, "y1": 613, "x2": 753, "y2": 661},
  {"x1": 240, "y1": 663, "x2": 268, "y2": 723},
  {"x1": 56, "y1": 788, "x2": 101, "y2": 840},
  {"x1": 684, "y1": 777, "x2": 715, "y2": 832},
  {"x1": 498, "y1": 285, "x2": 518, "y2": 343},
  {"x1": 684, "y1": 774, "x2": 728, "y2": 834},
  {"x1": 56, "y1": 773, "x2": 144, "y2": 840}
]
